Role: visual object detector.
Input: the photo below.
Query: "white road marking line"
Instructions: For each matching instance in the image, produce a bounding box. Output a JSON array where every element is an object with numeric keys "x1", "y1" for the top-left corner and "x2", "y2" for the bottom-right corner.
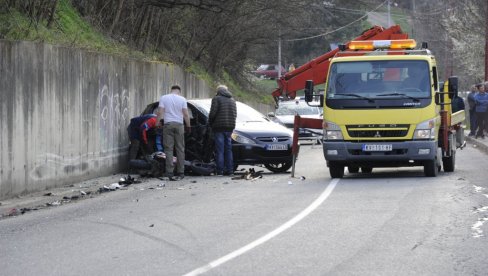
[{"x1": 183, "y1": 178, "x2": 340, "y2": 276}]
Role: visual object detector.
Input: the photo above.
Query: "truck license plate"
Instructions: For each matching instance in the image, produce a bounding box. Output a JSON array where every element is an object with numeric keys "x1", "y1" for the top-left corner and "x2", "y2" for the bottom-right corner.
[
  {"x1": 267, "y1": 144, "x2": 287, "y2": 151},
  {"x1": 362, "y1": 144, "x2": 393, "y2": 152}
]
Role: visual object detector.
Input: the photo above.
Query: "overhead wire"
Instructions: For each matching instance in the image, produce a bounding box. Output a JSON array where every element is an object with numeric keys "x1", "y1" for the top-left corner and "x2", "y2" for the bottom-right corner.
[{"x1": 283, "y1": 0, "x2": 388, "y2": 42}]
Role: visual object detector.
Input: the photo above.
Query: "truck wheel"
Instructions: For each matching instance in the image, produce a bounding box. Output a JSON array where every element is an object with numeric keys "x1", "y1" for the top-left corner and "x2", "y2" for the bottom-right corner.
[
  {"x1": 442, "y1": 150, "x2": 455, "y2": 172},
  {"x1": 329, "y1": 162, "x2": 344, "y2": 178},
  {"x1": 424, "y1": 158, "x2": 438, "y2": 177},
  {"x1": 361, "y1": 167, "x2": 373, "y2": 173},
  {"x1": 348, "y1": 166, "x2": 359, "y2": 173}
]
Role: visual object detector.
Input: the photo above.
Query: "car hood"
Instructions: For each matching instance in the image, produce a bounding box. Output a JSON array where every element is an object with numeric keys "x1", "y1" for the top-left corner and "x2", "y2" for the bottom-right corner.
[
  {"x1": 275, "y1": 114, "x2": 321, "y2": 125},
  {"x1": 235, "y1": 121, "x2": 293, "y2": 138}
]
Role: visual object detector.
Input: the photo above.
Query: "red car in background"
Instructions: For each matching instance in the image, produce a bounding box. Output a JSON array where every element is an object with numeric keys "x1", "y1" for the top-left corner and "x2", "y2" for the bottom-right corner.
[{"x1": 253, "y1": 64, "x2": 286, "y2": 79}]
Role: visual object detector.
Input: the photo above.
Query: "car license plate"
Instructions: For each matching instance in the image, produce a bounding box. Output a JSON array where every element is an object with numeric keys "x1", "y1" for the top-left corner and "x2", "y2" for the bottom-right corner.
[
  {"x1": 267, "y1": 144, "x2": 287, "y2": 151},
  {"x1": 362, "y1": 144, "x2": 392, "y2": 151}
]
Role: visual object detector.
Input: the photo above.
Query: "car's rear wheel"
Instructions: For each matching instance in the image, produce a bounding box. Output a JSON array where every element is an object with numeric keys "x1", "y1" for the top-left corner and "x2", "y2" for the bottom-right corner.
[{"x1": 265, "y1": 161, "x2": 292, "y2": 173}]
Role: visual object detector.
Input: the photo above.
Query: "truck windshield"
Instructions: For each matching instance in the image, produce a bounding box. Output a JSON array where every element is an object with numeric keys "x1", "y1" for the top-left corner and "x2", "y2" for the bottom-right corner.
[{"x1": 326, "y1": 60, "x2": 431, "y2": 100}]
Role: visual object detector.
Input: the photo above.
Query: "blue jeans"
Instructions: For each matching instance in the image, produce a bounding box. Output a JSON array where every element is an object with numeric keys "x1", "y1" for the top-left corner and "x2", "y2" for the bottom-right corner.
[{"x1": 214, "y1": 132, "x2": 233, "y2": 174}]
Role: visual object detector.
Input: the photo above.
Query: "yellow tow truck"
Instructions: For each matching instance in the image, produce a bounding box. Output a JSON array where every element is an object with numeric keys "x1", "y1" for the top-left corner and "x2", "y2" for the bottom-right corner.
[{"x1": 303, "y1": 39, "x2": 465, "y2": 177}]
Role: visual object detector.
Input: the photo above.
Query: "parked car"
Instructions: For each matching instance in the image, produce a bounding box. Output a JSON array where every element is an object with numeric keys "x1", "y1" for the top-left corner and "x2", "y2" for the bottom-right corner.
[
  {"x1": 253, "y1": 64, "x2": 286, "y2": 79},
  {"x1": 140, "y1": 99, "x2": 294, "y2": 173},
  {"x1": 268, "y1": 99, "x2": 322, "y2": 141}
]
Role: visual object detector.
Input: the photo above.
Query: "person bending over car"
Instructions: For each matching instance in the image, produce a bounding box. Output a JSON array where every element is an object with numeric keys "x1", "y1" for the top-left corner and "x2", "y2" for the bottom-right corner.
[{"x1": 127, "y1": 114, "x2": 159, "y2": 160}]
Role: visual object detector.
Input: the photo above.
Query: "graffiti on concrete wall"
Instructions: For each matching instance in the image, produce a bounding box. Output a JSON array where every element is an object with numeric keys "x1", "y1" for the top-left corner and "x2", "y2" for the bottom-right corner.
[
  {"x1": 99, "y1": 83, "x2": 130, "y2": 151},
  {"x1": 100, "y1": 84, "x2": 130, "y2": 130}
]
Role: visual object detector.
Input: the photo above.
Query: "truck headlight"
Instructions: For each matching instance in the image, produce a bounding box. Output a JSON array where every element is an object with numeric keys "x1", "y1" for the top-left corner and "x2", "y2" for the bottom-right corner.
[
  {"x1": 413, "y1": 119, "x2": 435, "y2": 140},
  {"x1": 231, "y1": 132, "x2": 256, "y2": 144},
  {"x1": 323, "y1": 121, "x2": 343, "y2": 140}
]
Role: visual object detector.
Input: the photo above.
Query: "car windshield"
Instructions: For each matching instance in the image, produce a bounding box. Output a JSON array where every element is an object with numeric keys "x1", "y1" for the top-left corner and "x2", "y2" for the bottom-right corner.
[
  {"x1": 326, "y1": 60, "x2": 431, "y2": 99},
  {"x1": 235, "y1": 102, "x2": 268, "y2": 122},
  {"x1": 190, "y1": 100, "x2": 268, "y2": 123},
  {"x1": 275, "y1": 101, "x2": 320, "y2": 116}
]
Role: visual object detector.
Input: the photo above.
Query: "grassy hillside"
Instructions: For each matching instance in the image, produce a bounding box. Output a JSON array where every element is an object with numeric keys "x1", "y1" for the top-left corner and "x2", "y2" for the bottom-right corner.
[
  {"x1": 0, "y1": 0, "x2": 144, "y2": 58},
  {"x1": 0, "y1": 0, "x2": 275, "y2": 104}
]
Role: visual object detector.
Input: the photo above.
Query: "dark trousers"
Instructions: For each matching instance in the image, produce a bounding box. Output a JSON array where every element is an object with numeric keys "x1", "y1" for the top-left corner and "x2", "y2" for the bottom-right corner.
[
  {"x1": 129, "y1": 139, "x2": 140, "y2": 160},
  {"x1": 129, "y1": 138, "x2": 154, "y2": 160},
  {"x1": 475, "y1": 111, "x2": 487, "y2": 137},
  {"x1": 469, "y1": 109, "x2": 477, "y2": 135}
]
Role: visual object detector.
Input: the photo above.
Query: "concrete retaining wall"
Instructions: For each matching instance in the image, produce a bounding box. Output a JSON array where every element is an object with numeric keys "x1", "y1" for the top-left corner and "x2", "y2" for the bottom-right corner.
[{"x1": 0, "y1": 40, "x2": 215, "y2": 199}]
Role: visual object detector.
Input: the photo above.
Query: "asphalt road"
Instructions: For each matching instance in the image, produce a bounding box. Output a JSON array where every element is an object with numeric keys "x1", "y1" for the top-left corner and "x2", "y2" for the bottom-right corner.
[{"x1": 1, "y1": 143, "x2": 488, "y2": 276}]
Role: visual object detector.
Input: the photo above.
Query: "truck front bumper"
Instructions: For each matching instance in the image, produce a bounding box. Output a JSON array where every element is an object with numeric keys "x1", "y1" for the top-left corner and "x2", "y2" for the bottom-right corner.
[{"x1": 322, "y1": 140, "x2": 437, "y2": 167}]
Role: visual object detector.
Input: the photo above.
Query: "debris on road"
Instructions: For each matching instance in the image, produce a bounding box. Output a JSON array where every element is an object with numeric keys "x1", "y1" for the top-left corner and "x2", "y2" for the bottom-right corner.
[
  {"x1": 46, "y1": 201, "x2": 61, "y2": 206},
  {"x1": 109, "y1": 183, "x2": 122, "y2": 190},
  {"x1": 7, "y1": 208, "x2": 19, "y2": 216},
  {"x1": 1, "y1": 174, "x2": 149, "y2": 220},
  {"x1": 231, "y1": 168, "x2": 263, "y2": 180},
  {"x1": 119, "y1": 175, "x2": 141, "y2": 186},
  {"x1": 149, "y1": 224, "x2": 154, "y2": 227}
]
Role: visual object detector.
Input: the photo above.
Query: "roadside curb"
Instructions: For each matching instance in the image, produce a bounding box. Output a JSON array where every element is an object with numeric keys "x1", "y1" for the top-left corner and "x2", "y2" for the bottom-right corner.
[{"x1": 465, "y1": 135, "x2": 488, "y2": 155}]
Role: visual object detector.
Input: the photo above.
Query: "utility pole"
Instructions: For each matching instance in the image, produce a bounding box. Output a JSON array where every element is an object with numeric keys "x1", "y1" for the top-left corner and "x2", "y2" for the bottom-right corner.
[
  {"x1": 485, "y1": 0, "x2": 488, "y2": 81},
  {"x1": 387, "y1": 0, "x2": 391, "y2": 27},
  {"x1": 278, "y1": 29, "x2": 282, "y2": 79},
  {"x1": 411, "y1": 0, "x2": 415, "y2": 38}
]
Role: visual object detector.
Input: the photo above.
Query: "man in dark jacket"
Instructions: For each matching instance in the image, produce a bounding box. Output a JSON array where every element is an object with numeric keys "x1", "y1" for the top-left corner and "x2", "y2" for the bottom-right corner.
[
  {"x1": 208, "y1": 85, "x2": 237, "y2": 176},
  {"x1": 467, "y1": 84, "x2": 478, "y2": 136}
]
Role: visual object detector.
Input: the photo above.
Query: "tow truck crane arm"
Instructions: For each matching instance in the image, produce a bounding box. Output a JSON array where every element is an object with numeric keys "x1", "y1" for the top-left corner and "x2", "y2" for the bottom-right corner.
[{"x1": 272, "y1": 25, "x2": 408, "y2": 103}]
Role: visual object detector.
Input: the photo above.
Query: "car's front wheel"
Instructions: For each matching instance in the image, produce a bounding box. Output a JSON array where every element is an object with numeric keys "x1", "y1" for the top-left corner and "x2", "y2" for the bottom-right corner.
[{"x1": 265, "y1": 161, "x2": 292, "y2": 173}]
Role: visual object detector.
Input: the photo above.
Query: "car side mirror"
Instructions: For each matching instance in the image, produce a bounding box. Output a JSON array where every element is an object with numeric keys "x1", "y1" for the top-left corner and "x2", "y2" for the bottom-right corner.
[
  {"x1": 448, "y1": 76, "x2": 458, "y2": 99},
  {"x1": 304, "y1": 80, "x2": 314, "y2": 102},
  {"x1": 267, "y1": 112, "x2": 275, "y2": 118}
]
